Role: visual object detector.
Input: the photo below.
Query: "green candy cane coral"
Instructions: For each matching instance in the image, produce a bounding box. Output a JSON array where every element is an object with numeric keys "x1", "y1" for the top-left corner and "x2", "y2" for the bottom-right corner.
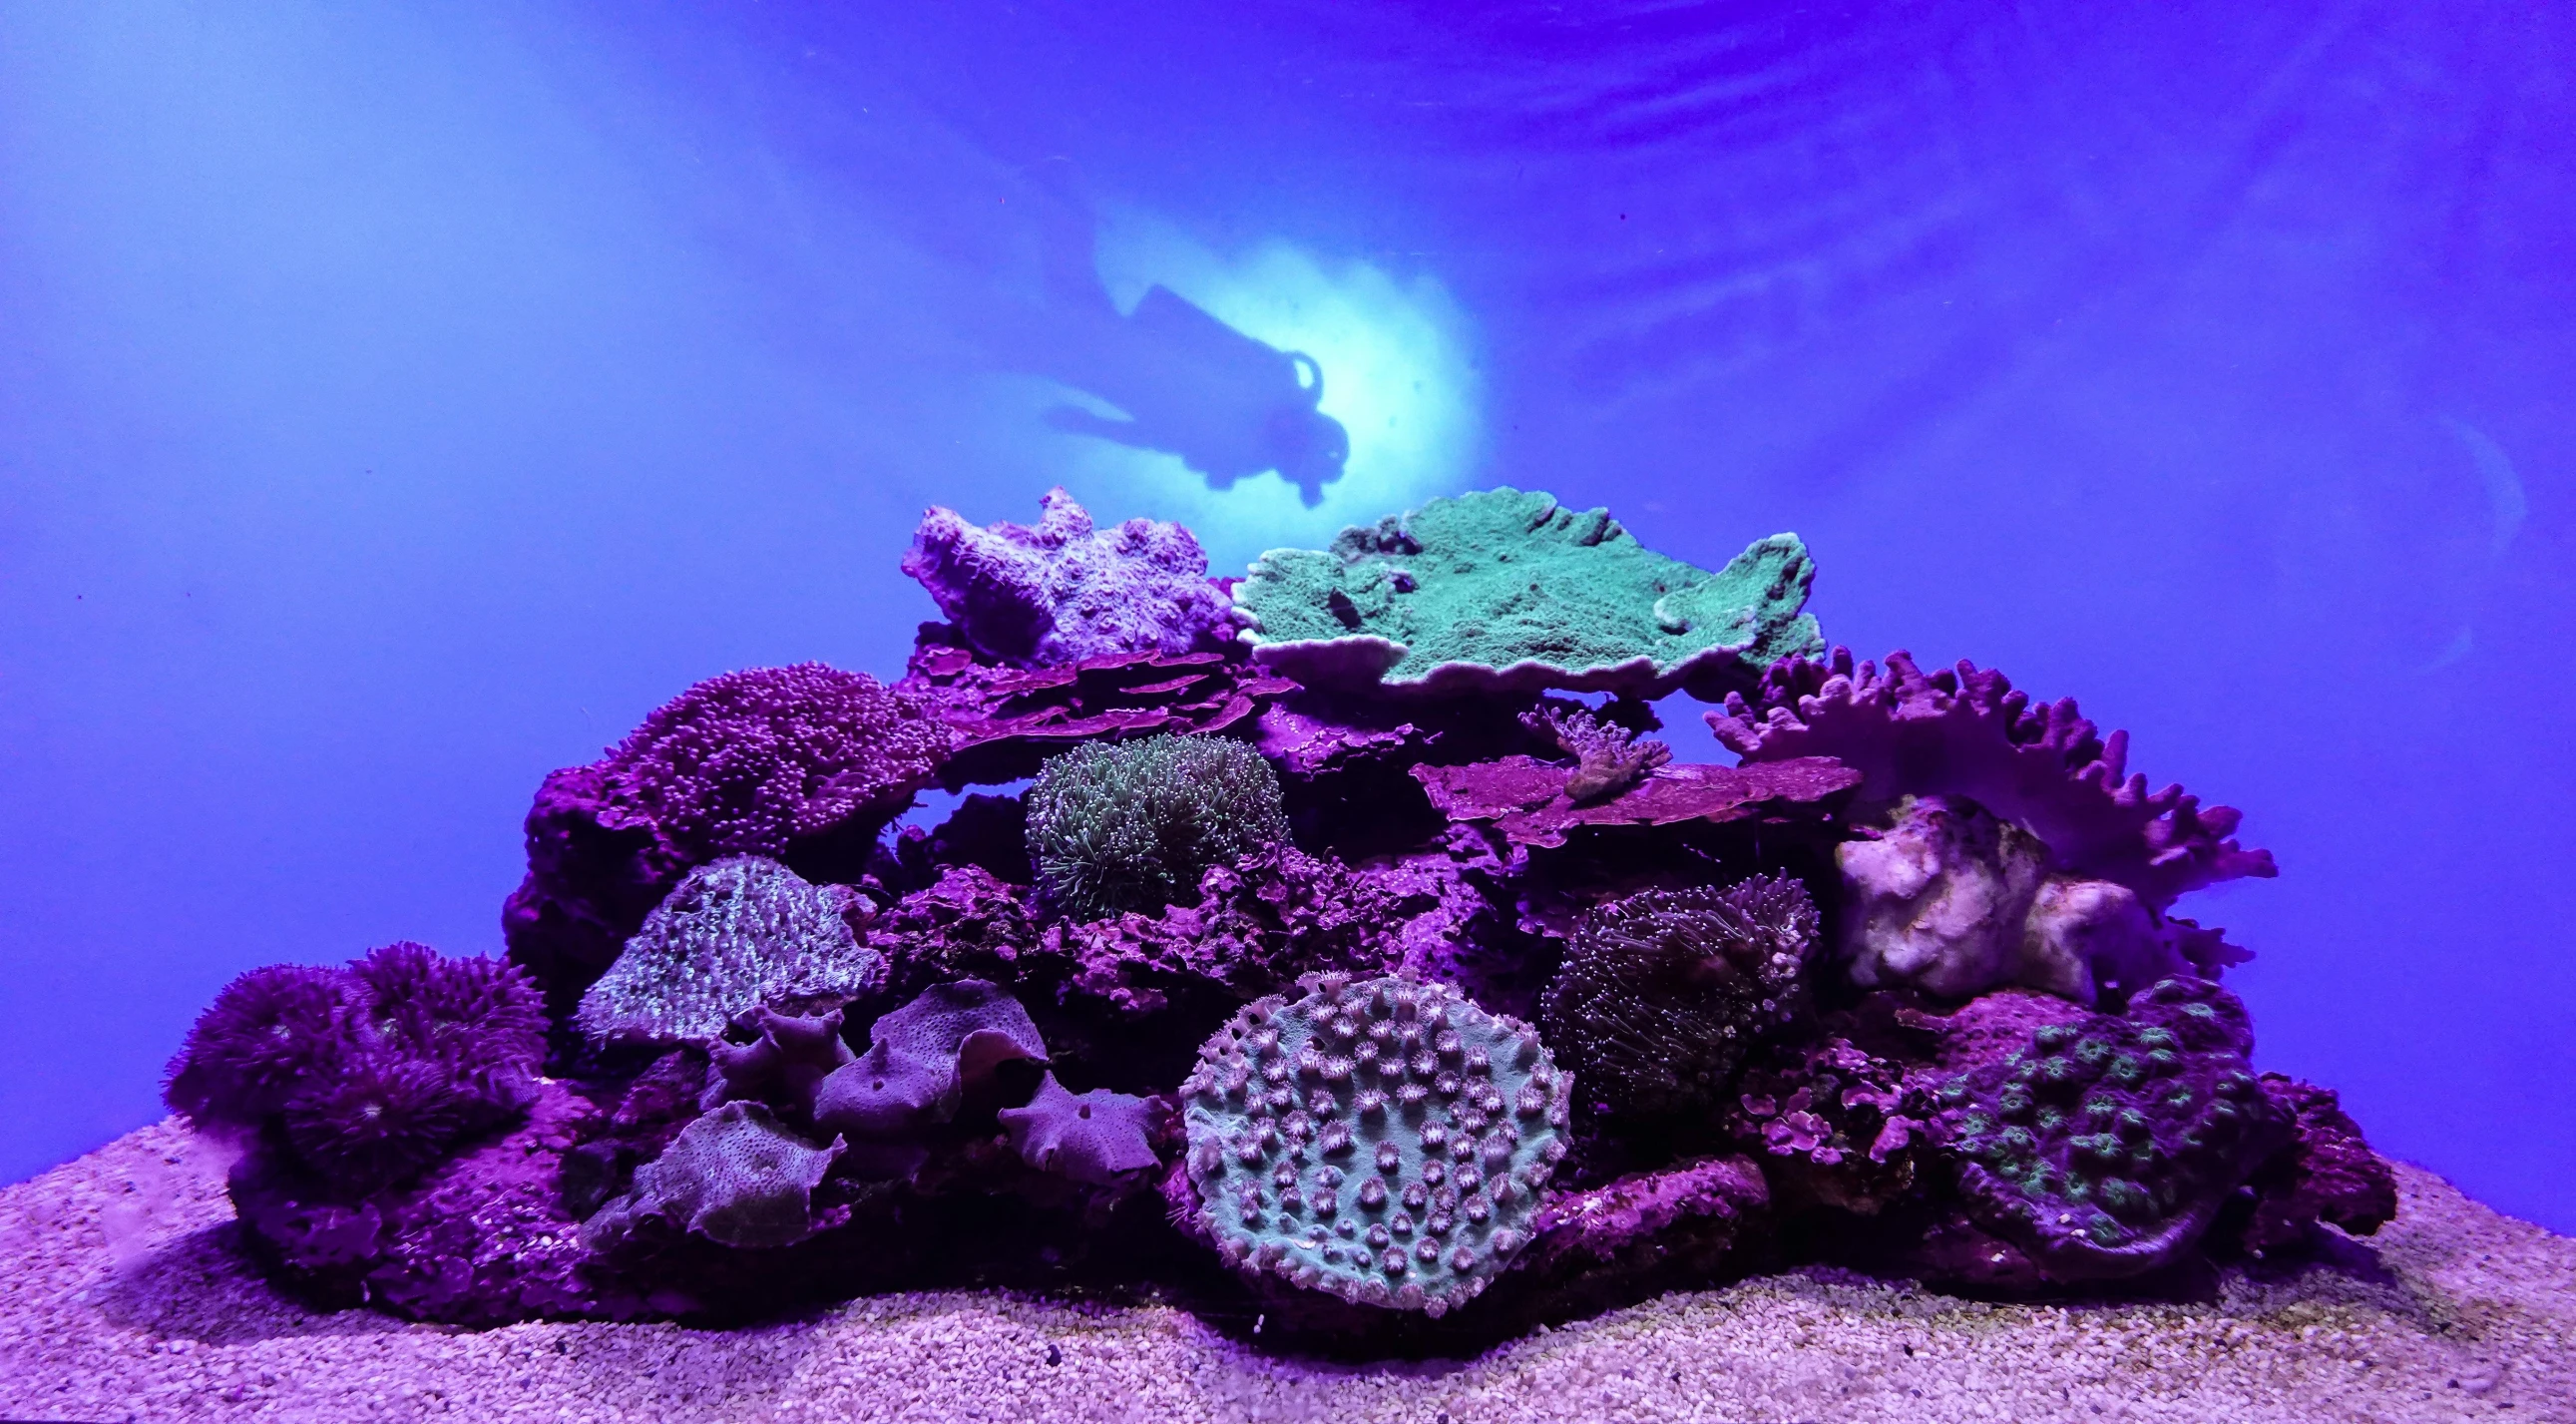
[{"x1": 1232, "y1": 487, "x2": 1822, "y2": 699}]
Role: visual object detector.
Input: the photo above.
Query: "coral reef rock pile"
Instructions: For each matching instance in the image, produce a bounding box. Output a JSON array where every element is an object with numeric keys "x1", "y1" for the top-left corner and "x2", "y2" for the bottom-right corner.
[{"x1": 161, "y1": 486, "x2": 2399, "y2": 1349}]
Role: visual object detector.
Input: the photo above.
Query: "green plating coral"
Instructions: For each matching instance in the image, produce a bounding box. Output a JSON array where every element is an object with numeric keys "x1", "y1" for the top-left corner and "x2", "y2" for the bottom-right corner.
[
  {"x1": 1180, "y1": 973, "x2": 1572, "y2": 1316},
  {"x1": 1233, "y1": 487, "x2": 1823, "y2": 698},
  {"x1": 1025, "y1": 734, "x2": 1290, "y2": 919}
]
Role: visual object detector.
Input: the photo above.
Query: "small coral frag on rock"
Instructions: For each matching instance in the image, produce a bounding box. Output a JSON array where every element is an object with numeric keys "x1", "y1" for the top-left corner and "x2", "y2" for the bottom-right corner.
[
  {"x1": 1539, "y1": 876, "x2": 1820, "y2": 1120},
  {"x1": 1180, "y1": 973, "x2": 1572, "y2": 1316},
  {"x1": 1025, "y1": 734, "x2": 1290, "y2": 918}
]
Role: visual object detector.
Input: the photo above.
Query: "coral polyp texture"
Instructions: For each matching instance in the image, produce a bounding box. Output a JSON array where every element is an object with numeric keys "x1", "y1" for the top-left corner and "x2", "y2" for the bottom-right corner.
[
  {"x1": 1178, "y1": 973, "x2": 1572, "y2": 1316},
  {"x1": 573, "y1": 854, "x2": 884, "y2": 1046},
  {"x1": 1540, "y1": 876, "x2": 1820, "y2": 1120},
  {"x1": 166, "y1": 485, "x2": 2394, "y2": 1346},
  {"x1": 1233, "y1": 487, "x2": 1823, "y2": 698},
  {"x1": 1024, "y1": 733, "x2": 1291, "y2": 918},
  {"x1": 503, "y1": 662, "x2": 945, "y2": 1004}
]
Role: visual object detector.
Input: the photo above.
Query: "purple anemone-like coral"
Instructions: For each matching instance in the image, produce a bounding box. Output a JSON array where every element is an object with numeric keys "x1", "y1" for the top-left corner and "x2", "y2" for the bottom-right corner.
[
  {"x1": 173, "y1": 486, "x2": 2392, "y2": 1342},
  {"x1": 166, "y1": 943, "x2": 547, "y2": 1195}
]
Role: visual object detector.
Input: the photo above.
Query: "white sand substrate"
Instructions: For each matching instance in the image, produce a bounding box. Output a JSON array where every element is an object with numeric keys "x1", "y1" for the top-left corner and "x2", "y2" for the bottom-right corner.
[{"x1": 0, "y1": 1119, "x2": 2566, "y2": 1423}]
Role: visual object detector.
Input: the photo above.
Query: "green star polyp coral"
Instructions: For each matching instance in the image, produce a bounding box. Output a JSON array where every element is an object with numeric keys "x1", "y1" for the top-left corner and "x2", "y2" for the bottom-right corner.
[
  {"x1": 1233, "y1": 487, "x2": 1822, "y2": 698},
  {"x1": 1180, "y1": 972, "x2": 1572, "y2": 1316}
]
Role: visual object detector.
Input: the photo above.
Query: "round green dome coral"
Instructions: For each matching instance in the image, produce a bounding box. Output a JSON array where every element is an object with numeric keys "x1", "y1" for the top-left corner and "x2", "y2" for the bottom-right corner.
[
  {"x1": 1025, "y1": 734, "x2": 1290, "y2": 919},
  {"x1": 1232, "y1": 487, "x2": 1823, "y2": 698},
  {"x1": 1179, "y1": 972, "x2": 1571, "y2": 1316}
]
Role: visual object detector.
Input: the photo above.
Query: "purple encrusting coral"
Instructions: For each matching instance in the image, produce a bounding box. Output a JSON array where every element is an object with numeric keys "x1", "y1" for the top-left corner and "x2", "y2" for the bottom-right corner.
[
  {"x1": 172, "y1": 486, "x2": 2397, "y2": 1342},
  {"x1": 1931, "y1": 977, "x2": 2291, "y2": 1280},
  {"x1": 903, "y1": 487, "x2": 1245, "y2": 668}
]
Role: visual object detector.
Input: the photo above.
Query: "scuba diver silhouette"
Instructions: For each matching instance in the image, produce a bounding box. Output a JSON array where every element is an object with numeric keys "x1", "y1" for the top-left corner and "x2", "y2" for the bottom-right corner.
[{"x1": 1041, "y1": 283, "x2": 1350, "y2": 507}]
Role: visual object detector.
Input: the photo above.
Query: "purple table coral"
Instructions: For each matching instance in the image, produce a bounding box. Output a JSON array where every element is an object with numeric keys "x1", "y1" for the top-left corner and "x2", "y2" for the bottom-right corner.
[
  {"x1": 1709, "y1": 648, "x2": 2275, "y2": 913},
  {"x1": 902, "y1": 487, "x2": 1246, "y2": 667},
  {"x1": 1411, "y1": 755, "x2": 1859, "y2": 850},
  {"x1": 900, "y1": 642, "x2": 1298, "y2": 787}
]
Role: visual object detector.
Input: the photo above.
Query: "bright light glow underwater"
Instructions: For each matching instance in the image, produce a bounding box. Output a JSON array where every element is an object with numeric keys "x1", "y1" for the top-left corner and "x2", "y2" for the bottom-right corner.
[{"x1": 1012, "y1": 210, "x2": 1483, "y2": 572}]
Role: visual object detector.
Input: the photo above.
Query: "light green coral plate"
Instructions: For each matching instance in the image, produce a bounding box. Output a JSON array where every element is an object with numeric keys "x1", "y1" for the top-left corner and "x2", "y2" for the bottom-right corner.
[{"x1": 1232, "y1": 487, "x2": 1822, "y2": 699}]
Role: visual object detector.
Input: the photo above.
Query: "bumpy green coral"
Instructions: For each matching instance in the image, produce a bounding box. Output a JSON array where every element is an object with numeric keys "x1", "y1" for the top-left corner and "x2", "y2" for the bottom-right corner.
[
  {"x1": 1934, "y1": 978, "x2": 2291, "y2": 1280},
  {"x1": 1180, "y1": 972, "x2": 1572, "y2": 1316},
  {"x1": 1025, "y1": 734, "x2": 1290, "y2": 918},
  {"x1": 1234, "y1": 487, "x2": 1822, "y2": 698}
]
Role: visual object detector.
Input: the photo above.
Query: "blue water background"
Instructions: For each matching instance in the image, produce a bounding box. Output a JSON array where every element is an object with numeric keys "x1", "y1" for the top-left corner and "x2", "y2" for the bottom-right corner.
[{"x1": 4, "y1": 3, "x2": 2570, "y2": 1230}]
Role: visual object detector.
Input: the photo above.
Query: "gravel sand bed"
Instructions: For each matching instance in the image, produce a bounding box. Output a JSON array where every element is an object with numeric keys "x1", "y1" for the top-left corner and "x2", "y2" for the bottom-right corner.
[{"x1": 0, "y1": 1120, "x2": 2566, "y2": 1423}]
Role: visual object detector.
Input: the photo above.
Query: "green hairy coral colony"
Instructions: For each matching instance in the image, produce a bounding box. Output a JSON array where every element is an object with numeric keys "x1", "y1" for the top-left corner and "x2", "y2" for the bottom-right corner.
[
  {"x1": 1233, "y1": 486, "x2": 1824, "y2": 696},
  {"x1": 1181, "y1": 973, "x2": 1572, "y2": 1316},
  {"x1": 1024, "y1": 734, "x2": 1291, "y2": 918}
]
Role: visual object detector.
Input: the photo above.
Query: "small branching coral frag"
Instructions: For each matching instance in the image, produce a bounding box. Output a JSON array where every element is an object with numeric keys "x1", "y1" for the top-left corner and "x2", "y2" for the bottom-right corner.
[
  {"x1": 1025, "y1": 734, "x2": 1291, "y2": 918},
  {"x1": 1180, "y1": 973, "x2": 1572, "y2": 1315}
]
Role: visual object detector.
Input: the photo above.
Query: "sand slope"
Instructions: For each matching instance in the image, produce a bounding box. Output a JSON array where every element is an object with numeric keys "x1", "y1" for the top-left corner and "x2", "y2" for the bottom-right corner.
[{"x1": 0, "y1": 1120, "x2": 2566, "y2": 1423}]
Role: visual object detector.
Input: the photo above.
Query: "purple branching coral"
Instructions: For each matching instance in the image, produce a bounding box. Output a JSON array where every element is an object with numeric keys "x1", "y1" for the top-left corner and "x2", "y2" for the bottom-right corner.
[
  {"x1": 1709, "y1": 649, "x2": 2275, "y2": 915},
  {"x1": 1538, "y1": 876, "x2": 1821, "y2": 1120},
  {"x1": 504, "y1": 664, "x2": 946, "y2": 1000},
  {"x1": 1520, "y1": 705, "x2": 1672, "y2": 802},
  {"x1": 902, "y1": 487, "x2": 1245, "y2": 668}
]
